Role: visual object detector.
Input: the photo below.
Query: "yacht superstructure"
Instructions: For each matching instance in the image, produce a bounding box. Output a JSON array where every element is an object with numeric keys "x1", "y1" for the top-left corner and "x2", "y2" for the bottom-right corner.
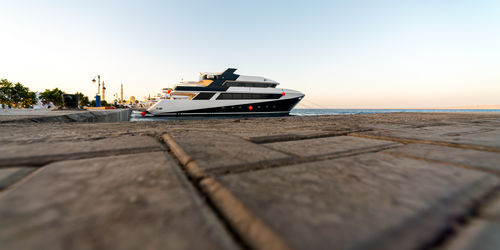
[{"x1": 148, "y1": 68, "x2": 304, "y2": 116}]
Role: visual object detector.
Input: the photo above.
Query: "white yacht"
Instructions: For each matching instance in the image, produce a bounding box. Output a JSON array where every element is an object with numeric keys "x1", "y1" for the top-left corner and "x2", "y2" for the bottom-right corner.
[{"x1": 148, "y1": 68, "x2": 304, "y2": 116}]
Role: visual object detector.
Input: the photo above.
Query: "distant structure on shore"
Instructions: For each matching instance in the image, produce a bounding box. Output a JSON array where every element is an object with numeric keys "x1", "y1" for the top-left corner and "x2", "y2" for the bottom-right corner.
[{"x1": 102, "y1": 82, "x2": 106, "y2": 101}]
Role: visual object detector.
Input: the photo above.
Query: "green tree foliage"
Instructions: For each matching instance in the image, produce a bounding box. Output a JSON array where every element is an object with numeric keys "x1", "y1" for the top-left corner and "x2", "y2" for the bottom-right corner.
[
  {"x1": 75, "y1": 92, "x2": 90, "y2": 107},
  {"x1": 22, "y1": 91, "x2": 37, "y2": 108},
  {"x1": 0, "y1": 79, "x2": 37, "y2": 108},
  {"x1": 1, "y1": 80, "x2": 89, "y2": 109},
  {"x1": 40, "y1": 88, "x2": 65, "y2": 107},
  {"x1": 0, "y1": 79, "x2": 13, "y2": 107}
]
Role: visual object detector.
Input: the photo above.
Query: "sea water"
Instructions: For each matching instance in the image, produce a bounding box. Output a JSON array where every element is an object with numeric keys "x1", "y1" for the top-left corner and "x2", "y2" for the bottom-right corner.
[
  {"x1": 291, "y1": 109, "x2": 500, "y2": 116},
  {"x1": 130, "y1": 109, "x2": 500, "y2": 121}
]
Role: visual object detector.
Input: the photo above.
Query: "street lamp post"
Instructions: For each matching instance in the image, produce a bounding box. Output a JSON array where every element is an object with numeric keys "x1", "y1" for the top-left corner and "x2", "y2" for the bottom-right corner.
[{"x1": 92, "y1": 75, "x2": 101, "y2": 107}]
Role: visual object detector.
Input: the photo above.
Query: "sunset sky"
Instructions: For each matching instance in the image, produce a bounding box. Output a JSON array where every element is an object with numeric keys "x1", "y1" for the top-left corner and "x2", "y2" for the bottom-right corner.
[{"x1": 1, "y1": 0, "x2": 499, "y2": 108}]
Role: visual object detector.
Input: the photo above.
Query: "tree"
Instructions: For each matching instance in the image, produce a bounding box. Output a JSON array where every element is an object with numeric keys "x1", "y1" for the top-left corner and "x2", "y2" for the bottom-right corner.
[
  {"x1": 76, "y1": 92, "x2": 90, "y2": 107},
  {"x1": 21, "y1": 91, "x2": 37, "y2": 108},
  {"x1": 11, "y1": 83, "x2": 28, "y2": 108},
  {"x1": 0, "y1": 79, "x2": 36, "y2": 108},
  {"x1": 0, "y1": 79, "x2": 13, "y2": 107},
  {"x1": 40, "y1": 88, "x2": 65, "y2": 107}
]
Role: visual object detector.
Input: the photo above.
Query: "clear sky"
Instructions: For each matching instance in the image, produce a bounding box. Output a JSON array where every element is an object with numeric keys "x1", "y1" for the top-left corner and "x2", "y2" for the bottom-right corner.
[{"x1": 1, "y1": 0, "x2": 499, "y2": 108}]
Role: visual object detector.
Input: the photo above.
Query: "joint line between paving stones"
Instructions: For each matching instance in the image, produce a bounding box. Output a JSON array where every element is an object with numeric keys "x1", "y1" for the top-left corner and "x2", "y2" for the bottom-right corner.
[
  {"x1": 249, "y1": 128, "x2": 372, "y2": 144},
  {"x1": 475, "y1": 188, "x2": 500, "y2": 222},
  {"x1": 253, "y1": 133, "x2": 398, "y2": 160},
  {"x1": 161, "y1": 134, "x2": 205, "y2": 180},
  {"x1": 382, "y1": 151, "x2": 500, "y2": 177},
  {"x1": 161, "y1": 149, "x2": 253, "y2": 250},
  {"x1": 348, "y1": 133, "x2": 500, "y2": 153},
  {"x1": 0, "y1": 167, "x2": 45, "y2": 200},
  {"x1": 211, "y1": 143, "x2": 403, "y2": 177},
  {"x1": 160, "y1": 150, "x2": 247, "y2": 250},
  {"x1": 161, "y1": 133, "x2": 293, "y2": 250},
  {"x1": 1, "y1": 131, "x2": 155, "y2": 145},
  {"x1": 257, "y1": 144, "x2": 301, "y2": 158},
  {"x1": 421, "y1": 184, "x2": 500, "y2": 250},
  {"x1": 0, "y1": 146, "x2": 164, "y2": 168},
  {"x1": 0, "y1": 167, "x2": 37, "y2": 192}
]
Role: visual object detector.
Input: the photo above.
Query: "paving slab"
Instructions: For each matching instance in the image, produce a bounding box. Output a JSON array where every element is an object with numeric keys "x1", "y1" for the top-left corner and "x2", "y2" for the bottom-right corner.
[
  {"x1": 216, "y1": 153, "x2": 500, "y2": 250},
  {"x1": 167, "y1": 129, "x2": 290, "y2": 175},
  {"x1": 0, "y1": 135, "x2": 163, "y2": 167},
  {"x1": 383, "y1": 143, "x2": 500, "y2": 174},
  {"x1": 0, "y1": 167, "x2": 35, "y2": 190},
  {"x1": 0, "y1": 152, "x2": 239, "y2": 250},
  {"x1": 264, "y1": 135, "x2": 401, "y2": 158},
  {"x1": 359, "y1": 125, "x2": 500, "y2": 149},
  {"x1": 0, "y1": 122, "x2": 167, "y2": 145}
]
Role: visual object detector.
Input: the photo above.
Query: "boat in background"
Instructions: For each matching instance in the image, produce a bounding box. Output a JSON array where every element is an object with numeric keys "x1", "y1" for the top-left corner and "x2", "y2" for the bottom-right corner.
[{"x1": 148, "y1": 68, "x2": 304, "y2": 116}]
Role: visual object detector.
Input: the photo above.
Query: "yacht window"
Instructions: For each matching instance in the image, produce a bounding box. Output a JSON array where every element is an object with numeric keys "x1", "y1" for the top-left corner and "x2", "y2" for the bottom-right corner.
[
  {"x1": 193, "y1": 92, "x2": 215, "y2": 100},
  {"x1": 224, "y1": 81, "x2": 276, "y2": 88},
  {"x1": 216, "y1": 93, "x2": 282, "y2": 100}
]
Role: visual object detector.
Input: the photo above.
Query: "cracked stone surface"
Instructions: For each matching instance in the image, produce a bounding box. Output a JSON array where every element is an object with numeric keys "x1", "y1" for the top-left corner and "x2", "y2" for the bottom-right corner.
[
  {"x1": 216, "y1": 153, "x2": 499, "y2": 250},
  {"x1": 0, "y1": 152, "x2": 239, "y2": 250},
  {"x1": 0, "y1": 112, "x2": 499, "y2": 250}
]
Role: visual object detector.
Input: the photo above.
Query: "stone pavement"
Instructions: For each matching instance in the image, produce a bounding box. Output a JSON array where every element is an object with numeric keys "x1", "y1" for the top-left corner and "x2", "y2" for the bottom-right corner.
[
  {"x1": 0, "y1": 112, "x2": 499, "y2": 250},
  {"x1": 0, "y1": 109, "x2": 131, "y2": 123}
]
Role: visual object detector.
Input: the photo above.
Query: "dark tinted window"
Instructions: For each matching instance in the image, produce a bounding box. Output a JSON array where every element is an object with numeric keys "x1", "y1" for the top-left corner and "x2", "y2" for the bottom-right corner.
[
  {"x1": 216, "y1": 93, "x2": 282, "y2": 100},
  {"x1": 193, "y1": 92, "x2": 215, "y2": 100},
  {"x1": 224, "y1": 81, "x2": 276, "y2": 88}
]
